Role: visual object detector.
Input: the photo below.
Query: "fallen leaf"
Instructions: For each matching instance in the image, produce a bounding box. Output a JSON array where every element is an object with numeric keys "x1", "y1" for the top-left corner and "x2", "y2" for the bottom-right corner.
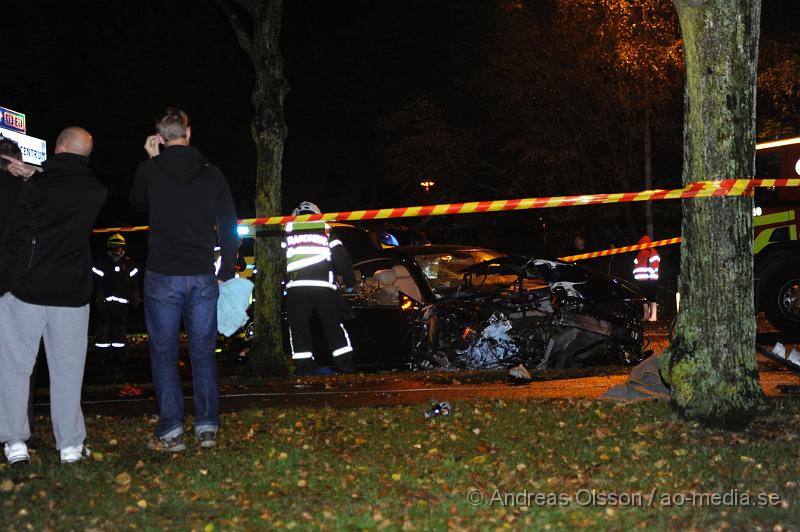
[
  {"x1": 137, "y1": 499, "x2": 147, "y2": 509},
  {"x1": 0, "y1": 479, "x2": 13, "y2": 492},
  {"x1": 114, "y1": 472, "x2": 132, "y2": 486}
]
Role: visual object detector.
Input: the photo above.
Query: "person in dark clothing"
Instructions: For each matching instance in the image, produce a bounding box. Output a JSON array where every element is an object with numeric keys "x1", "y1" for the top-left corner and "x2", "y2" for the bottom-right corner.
[
  {"x1": 0, "y1": 138, "x2": 41, "y2": 449},
  {"x1": 0, "y1": 127, "x2": 108, "y2": 465},
  {"x1": 284, "y1": 201, "x2": 357, "y2": 375},
  {"x1": 0, "y1": 138, "x2": 28, "y2": 241},
  {"x1": 92, "y1": 233, "x2": 140, "y2": 358},
  {"x1": 130, "y1": 108, "x2": 238, "y2": 452}
]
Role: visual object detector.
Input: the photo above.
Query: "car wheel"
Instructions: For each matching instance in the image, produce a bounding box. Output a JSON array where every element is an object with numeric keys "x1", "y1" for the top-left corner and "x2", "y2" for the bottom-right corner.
[{"x1": 763, "y1": 265, "x2": 800, "y2": 335}]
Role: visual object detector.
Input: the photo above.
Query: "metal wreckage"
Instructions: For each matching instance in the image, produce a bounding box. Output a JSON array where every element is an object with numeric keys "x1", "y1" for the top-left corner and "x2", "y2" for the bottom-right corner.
[
  {"x1": 221, "y1": 245, "x2": 648, "y2": 373},
  {"x1": 402, "y1": 256, "x2": 647, "y2": 371}
]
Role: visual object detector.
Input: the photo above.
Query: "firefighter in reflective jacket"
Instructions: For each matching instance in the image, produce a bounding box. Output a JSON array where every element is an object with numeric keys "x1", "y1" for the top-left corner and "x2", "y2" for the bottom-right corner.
[
  {"x1": 284, "y1": 201, "x2": 356, "y2": 374},
  {"x1": 92, "y1": 233, "x2": 140, "y2": 355},
  {"x1": 632, "y1": 234, "x2": 660, "y2": 322}
]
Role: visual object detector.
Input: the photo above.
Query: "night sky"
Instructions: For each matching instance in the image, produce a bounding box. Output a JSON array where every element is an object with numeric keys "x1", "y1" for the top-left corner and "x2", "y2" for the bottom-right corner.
[
  {"x1": 3, "y1": 1, "x2": 472, "y2": 222},
  {"x1": 3, "y1": 1, "x2": 799, "y2": 255}
]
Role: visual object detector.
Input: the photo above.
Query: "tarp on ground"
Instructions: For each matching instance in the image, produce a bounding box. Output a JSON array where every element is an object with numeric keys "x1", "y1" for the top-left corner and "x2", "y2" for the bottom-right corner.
[{"x1": 600, "y1": 353, "x2": 670, "y2": 402}]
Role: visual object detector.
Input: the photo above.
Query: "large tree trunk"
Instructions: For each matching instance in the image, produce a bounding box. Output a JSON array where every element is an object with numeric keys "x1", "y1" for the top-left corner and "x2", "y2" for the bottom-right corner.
[
  {"x1": 218, "y1": 0, "x2": 290, "y2": 375},
  {"x1": 660, "y1": 0, "x2": 765, "y2": 429}
]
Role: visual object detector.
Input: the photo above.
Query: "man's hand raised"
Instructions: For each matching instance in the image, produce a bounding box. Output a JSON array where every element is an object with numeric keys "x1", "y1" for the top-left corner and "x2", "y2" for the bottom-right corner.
[{"x1": 1, "y1": 155, "x2": 38, "y2": 179}]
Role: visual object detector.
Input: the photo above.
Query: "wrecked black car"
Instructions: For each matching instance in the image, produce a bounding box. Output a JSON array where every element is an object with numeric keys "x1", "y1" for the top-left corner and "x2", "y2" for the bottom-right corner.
[{"x1": 345, "y1": 245, "x2": 646, "y2": 370}]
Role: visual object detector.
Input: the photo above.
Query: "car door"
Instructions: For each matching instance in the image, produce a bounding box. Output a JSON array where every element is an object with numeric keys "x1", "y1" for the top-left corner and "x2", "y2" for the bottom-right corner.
[{"x1": 346, "y1": 257, "x2": 425, "y2": 369}]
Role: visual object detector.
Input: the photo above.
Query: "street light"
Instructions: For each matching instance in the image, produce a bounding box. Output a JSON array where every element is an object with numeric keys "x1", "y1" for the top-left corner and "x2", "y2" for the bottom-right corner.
[{"x1": 420, "y1": 179, "x2": 435, "y2": 192}]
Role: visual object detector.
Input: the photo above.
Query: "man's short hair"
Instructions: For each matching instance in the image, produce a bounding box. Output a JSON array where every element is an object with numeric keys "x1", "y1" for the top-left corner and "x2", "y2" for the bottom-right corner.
[
  {"x1": 155, "y1": 108, "x2": 189, "y2": 141},
  {"x1": 0, "y1": 137, "x2": 22, "y2": 170}
]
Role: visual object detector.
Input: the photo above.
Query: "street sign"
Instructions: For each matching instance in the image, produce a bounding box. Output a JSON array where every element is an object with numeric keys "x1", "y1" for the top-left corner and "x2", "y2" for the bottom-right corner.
[
  {"x1": 0, "y1": 128, "x2": 47, "y2": 165},
  {"x1": 0, "y1": 106, "x2": 26, "y2": 134}
]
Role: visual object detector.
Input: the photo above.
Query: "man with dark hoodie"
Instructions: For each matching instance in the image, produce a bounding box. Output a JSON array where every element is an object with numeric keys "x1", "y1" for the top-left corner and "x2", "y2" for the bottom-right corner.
[
  {"x1": 0, "y1": 127, "x2": 107, "y2": 465},
  {"x1": 130, "y1": 108, "x2": 238, "y2": 452}
]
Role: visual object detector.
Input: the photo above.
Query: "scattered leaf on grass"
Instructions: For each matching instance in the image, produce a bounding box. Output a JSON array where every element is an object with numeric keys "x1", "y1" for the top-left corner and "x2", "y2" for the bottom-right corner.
[
  {"x1": 114, "y1": 472, "x2": 132, "y2": 486},
  {"x1": 1, "y1": 479, "x2": 13, "y2": 492}
]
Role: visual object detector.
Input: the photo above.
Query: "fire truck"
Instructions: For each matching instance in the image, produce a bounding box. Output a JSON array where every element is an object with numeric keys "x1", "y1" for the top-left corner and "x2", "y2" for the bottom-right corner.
[{"x1": 753, "y1": 136, "x2": 800, "y2": 334}]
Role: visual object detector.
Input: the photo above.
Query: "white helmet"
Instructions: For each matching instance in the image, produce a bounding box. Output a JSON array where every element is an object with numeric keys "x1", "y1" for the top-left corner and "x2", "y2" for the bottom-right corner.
[{"x1": 292, "y1": 201, "x2": 321, "y2": 216}]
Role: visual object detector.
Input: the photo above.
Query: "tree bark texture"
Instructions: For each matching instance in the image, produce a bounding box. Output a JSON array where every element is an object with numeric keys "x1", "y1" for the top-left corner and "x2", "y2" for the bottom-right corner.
[
  {"x1": 218, "y1": 0, "x2": 290, "y2": 375},
  {"x1": 660, "y1": 0, "x2": 765, "y2": 429}
]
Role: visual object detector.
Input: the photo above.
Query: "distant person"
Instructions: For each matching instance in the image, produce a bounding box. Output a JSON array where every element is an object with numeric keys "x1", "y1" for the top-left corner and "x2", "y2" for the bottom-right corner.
[
  {"x1": 0, "y1": 127, "x2": 107, "y2": 465},
  {"x1": 632, "y1": 235, "x2": 660, "y2": 322},
  {"x1": 572, "y1": 233, "x2": 587, "y2": 255},
  {"x1": 130, "y1": 108, "x2": 238, "y2": 452},
  {"x1": 92, "y1": 233, "x2": 140, "y2": 360},
  {"x1": 284, "y1": 201, "x2": 356, "y2": 375}
]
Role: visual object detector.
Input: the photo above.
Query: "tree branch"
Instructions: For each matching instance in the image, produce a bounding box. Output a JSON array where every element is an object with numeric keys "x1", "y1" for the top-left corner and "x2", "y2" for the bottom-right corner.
[{"x1": 216, "y1": 0, "x2": 254, "y2": 59}]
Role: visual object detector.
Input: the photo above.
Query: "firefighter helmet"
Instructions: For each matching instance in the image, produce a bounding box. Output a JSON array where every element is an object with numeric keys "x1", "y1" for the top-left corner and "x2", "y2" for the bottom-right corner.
[
  {"x1": 292, "y1": 201, "x2": 321, "y2": 216},
  {"x1": 107, "y1": 233, "x2": 126, "y2": 248}
]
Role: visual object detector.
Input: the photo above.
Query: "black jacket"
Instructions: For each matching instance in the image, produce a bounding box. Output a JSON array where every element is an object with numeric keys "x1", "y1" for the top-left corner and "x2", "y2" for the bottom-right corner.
[
  {"x1": 93, "y1": 252, "x2": 140, "y2": 307},
  {"x1": 0, "y1": 153, "x2": 108, "y2": 306},
  {"x1": 130, "y1": 145, "x2": 238, "y2": 281},
  {"x1": 0, "y1": 169, "x2": 25, "y2": 245}
]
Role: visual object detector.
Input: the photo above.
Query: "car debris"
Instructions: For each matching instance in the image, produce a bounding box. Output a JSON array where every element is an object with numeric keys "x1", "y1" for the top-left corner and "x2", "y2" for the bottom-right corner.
[
  {"x1": 407, "y1": 255, "x2": 645, "y2": 371},
  {"x1": 424, "y1": 400, "x2": 453, "y2": 418}
]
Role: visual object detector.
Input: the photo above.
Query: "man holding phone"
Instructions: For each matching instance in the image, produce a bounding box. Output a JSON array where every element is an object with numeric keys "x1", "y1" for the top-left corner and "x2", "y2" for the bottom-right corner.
[{"x1": 130, "y1": 108, "x2": 238, "y2": 452}]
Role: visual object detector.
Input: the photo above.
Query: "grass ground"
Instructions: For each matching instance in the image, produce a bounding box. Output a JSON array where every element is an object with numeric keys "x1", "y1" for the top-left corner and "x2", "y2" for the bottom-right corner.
[{"x1": 2, "y1": 398, "x2": 798, "y2": 530}]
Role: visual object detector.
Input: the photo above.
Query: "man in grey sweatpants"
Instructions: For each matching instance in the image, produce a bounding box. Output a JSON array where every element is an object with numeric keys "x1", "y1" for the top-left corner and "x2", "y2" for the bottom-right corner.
[{"x1": 0, "y1": 127, "x2": 107, "y2": 465}]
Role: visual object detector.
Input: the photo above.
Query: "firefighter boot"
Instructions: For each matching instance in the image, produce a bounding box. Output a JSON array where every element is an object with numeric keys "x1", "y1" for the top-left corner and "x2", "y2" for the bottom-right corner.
[
  {"x1": 293, "y1": 358, "x2": 318, "y2": 376},
  {"x1": 334, "y1": 352, "x2": 355, "y2": 374}
]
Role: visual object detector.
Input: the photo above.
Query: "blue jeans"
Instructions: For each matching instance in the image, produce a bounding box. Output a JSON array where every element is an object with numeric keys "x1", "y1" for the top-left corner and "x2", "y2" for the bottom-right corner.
[{"x1": 144, "y1": 272, "x2": 219, "y2": 438}]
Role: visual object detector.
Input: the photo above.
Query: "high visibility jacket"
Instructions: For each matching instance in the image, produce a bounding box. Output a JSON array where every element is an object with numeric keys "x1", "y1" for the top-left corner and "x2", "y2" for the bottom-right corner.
[
  {"x1": 92, "y1": 253, "x2": 140, "y2": 305},
  {"x1": 283, "y1": 222, "x2": 355, "y2": 290},
  {"x1": 633, "y1": 249, "x2": 660, "y2": 281}
]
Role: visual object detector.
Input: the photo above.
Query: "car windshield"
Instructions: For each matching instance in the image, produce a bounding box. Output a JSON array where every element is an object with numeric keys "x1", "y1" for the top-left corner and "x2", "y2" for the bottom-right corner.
[{"x1": 414, "y1": 249, "x2": 504, "y2": 297}]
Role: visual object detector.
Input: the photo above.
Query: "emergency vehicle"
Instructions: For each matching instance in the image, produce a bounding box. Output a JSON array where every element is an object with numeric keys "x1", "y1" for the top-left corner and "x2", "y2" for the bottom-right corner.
[{"x1": 753, "y1": 136, "x2": 800, "y2": 333}]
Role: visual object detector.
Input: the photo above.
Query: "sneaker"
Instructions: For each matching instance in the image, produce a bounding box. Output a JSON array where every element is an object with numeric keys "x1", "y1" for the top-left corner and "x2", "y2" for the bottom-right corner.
[
  {"x1": 147, "y1": 434, "x2": 186, "y2": 452},
  {"x1": 197, "y1": 431, "x2": 217, "y2": 449},
  {"x1": 4, "y1": 442, "x2": 30, "y2": 465},
  {"x1": 60, "y1": 444, "x2": 91, "y2": 464}
]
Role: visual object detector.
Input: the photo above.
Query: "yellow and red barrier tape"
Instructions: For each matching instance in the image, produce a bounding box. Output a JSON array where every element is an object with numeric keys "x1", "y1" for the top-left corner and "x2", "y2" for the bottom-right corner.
[
  {"x1": 558, "y1": 237, "x2": 682, "y2": 262},
  {"x1": 92, "y1": 178, "x2": 799, "y2": 233}
]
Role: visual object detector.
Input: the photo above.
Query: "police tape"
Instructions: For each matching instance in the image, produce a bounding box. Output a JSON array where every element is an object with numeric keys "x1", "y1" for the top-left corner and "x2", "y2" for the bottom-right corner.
[
  {"x1": 558, "y1": 237, "x2": 681, "y2": 262},
  {"x1": 92, "y1": 178, "x2": 800, "y2": 233}
]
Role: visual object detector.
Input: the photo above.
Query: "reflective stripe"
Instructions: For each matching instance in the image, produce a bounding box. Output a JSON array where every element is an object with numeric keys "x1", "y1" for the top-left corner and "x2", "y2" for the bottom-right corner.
[
  {"x1": 329, "y1": 239, "x2": 343, "y2": 248},
  {"x1": 292, "y1": 352, "x2": 313, "y2": 360},
  {"x1": 649, "y1": 256, "x2": 659, "y2": 263},
  {"x1": 332, "y1": 323, "x2": 352, "y2": 356},
  {"x1": 286, "y1": 254, "x2": 331, "y2": 272},
  {"x1": 95, "y1": 343, "x2": 110, "y2": 348},
  {"x1": 92, "y1": 267, "x2": 104, "y2": 277},
  {"x1": 105, "y1": 296, "x2": 129, "y2": 304},
  {"x1": 286, "y1": 246, "x2": 330, "y2": 258},
  {"x1": 332, "y1": 345, "x2": 353, "y2": 356},
  {"x1": 129, "y1": 268, "x2": 139, "y2": 277},
  {"x1": 286, "y1": 280, "x2": 338, "y2": 290},
  {"x1": 111, "y1": 343, "x2": 125, "y2": 348}
]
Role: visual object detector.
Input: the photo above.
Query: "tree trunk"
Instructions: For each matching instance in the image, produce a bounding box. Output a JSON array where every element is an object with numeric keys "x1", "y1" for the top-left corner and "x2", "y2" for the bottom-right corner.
[
  {"x1": 218, "y1": 0, "x2": 290, "y2": 375},
  {"x1": 660, "y1": 0, "x2": 765, "y2": 429}
]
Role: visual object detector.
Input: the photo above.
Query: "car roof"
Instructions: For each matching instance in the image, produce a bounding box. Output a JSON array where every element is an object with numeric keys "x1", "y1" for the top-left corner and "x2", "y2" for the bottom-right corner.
[{"x1": 382, "y1": 244, "x2": 504, "y2": 257}]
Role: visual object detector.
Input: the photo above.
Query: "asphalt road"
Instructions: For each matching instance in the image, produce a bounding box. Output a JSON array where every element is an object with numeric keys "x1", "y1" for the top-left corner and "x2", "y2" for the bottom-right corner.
[{"x1": 28, "y1": 317, "x2": 800, "y2": 418}]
